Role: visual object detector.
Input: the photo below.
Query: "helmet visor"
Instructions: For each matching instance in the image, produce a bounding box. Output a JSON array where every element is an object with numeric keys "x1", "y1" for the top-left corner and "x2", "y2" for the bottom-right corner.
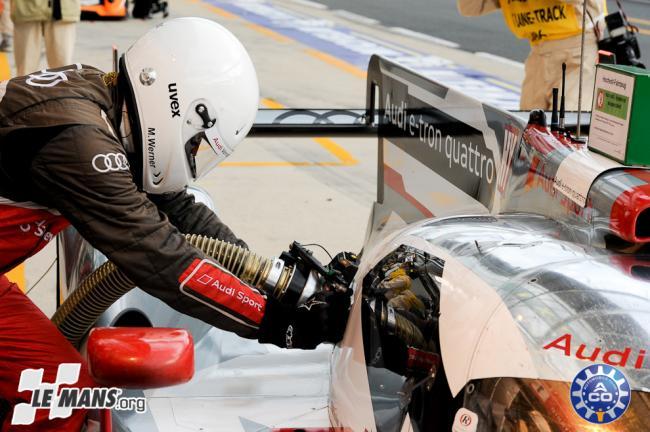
[{"x1": 184, "y1": 126, "x2": 232, "y2": 180}]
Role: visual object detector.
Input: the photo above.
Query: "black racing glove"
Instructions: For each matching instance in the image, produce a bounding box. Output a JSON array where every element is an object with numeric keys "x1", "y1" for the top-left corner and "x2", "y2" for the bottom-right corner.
[{"x1": 258, "y1": 289, "x2": 351, "y2": 349}]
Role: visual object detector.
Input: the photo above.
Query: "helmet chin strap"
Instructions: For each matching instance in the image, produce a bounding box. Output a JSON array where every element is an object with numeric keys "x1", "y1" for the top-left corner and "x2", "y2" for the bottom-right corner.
[
  {"x1": 111, "y1": 48, "x2": 135, "y2": 154},
  {"x1": 116, "y1": 54, "x2": 146, "y2": 191},
  {"x1": 120, "y1": 103, "x2": 135, "y2": 154}
]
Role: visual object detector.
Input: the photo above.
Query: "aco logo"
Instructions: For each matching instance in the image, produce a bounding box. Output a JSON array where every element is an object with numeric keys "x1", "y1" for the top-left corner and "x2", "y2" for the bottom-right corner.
[{"x1": 570, "y1": 364, "x2": 631, "y2": 424}]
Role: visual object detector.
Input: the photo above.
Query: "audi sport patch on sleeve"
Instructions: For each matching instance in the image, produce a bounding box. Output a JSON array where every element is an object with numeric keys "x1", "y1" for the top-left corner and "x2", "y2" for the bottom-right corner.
[{"x1": 179, "y1": 258, "x2": 266, "y2": 328}]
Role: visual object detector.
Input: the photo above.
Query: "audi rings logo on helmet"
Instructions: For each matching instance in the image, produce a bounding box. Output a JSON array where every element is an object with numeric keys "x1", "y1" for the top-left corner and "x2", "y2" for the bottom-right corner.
[{"x1": 92, "y1": 153, "x2": 130, "y2": 173}]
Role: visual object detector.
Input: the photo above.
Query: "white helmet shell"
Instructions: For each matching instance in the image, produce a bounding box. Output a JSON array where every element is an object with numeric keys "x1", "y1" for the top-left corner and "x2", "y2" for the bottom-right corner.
[{"x1": 122, "y1": 17, "x2": 259, "y2": 193}]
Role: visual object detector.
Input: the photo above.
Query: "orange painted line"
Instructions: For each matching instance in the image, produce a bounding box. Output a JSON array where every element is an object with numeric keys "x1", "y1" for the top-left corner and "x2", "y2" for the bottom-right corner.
[
  {"x1": 486, "y1": 77, "x2": 519, "y2": 93},
  {"x1": 313, "y1": 137, "x2": 358, "y2": 165},
  {"x1": 246, "y1": 23, "x2": 292, "y2": 44},
  {"x1": 261, "y1": 99, "x2": 357, "y2": 166},
  {"x1": 6, "y1": 265, "x2": 26, "y2": 292},
  {"x1": 261, "y1": 98, "x2": 285, "y2": 109},
  {"x1": 638, "y1": 28, "x2": 650, "y2": 37},
  {"x1": 219, "y1": 99, "x2": 358, "y2": 167},
  {"x1": 221, "y1": 161, "x2": 348, "y2": 167},
  {"x1": 304, "y1": 49, "x2": 367, "y2": 79},
  {"x1": 195, "y1": 1, "x2": 236, "y2": 19},
  {"x1": 629, "y1": 17, "x2": 650, "y2": 27},
  {"x1": 220, "y1": 135, "x2": 357, "y2": 166},
  {"x1": 0, "y1": 52, "x2": 10, "y2": 81}
]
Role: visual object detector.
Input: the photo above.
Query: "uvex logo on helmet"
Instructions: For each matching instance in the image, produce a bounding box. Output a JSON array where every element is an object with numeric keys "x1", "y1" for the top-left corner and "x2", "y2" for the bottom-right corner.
[{"x1": 169, "y1": 83, "x2": 180, "y2": 118}]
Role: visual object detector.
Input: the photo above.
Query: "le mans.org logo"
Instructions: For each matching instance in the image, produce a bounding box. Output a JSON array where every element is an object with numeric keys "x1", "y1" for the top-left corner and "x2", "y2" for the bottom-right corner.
[
  {"x1": 12, "y1": 363, "x2": 146, "y2": 426},
  {"x1": 570, "y1": 363, "x2": 631, "y2": 424}
]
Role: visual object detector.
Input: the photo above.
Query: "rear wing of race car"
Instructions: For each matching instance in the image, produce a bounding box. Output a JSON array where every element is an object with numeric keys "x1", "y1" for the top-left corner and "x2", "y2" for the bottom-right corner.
[{"x1": 251, "y1": 55, "x2": 646, "y2": 250}]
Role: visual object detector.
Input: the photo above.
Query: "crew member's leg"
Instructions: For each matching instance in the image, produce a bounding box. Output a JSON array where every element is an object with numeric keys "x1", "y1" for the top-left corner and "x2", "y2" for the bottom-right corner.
[
  {"x1": 13, "y1": 21, "x2": 43, "y2": 76},
  {"x1": 530, "y1": 34, "x2": 599, "y2": 112},
  {"x1": 520, "y1": 46, "x2": 550, "y2": 111},
  {"x1": 43, "y1": 20, "x2": 76, "y2": 69},
  {"x1": 0, "y1": 275, "x2": 95, "y2": 432}
]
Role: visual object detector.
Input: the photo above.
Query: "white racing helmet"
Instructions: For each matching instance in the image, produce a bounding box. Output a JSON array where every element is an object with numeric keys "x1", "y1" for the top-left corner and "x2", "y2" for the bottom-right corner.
[{"x1": 121, "y1": 17, "x2": 259, "y2": 193}]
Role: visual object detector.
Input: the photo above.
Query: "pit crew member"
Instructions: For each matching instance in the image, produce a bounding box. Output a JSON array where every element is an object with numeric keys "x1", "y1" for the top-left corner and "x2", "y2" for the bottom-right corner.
[{"x1": 458, "y1": 0, "x2": 606, "y2": 110}]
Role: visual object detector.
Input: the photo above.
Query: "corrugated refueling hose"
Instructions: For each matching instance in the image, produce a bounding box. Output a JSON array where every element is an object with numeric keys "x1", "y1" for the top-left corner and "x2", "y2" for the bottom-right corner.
[{"x1": 52, "y1": 234, "x2": 295, "y2": 347}]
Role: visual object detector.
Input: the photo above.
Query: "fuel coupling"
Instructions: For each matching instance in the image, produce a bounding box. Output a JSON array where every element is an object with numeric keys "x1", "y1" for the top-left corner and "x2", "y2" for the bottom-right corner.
[{"x1": 272, "y1": 241, "x2": 357, "y2": 306}]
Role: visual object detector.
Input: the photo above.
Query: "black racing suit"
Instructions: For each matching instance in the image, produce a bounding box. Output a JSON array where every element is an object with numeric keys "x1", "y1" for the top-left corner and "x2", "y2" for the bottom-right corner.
[{"x1": 0, "y1": 65, "x2": 276, "y2": 338}]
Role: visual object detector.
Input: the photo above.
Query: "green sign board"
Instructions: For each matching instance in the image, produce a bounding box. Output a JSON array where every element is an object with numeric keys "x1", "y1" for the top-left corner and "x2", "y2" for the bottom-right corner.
[
  {"x1": 589, "y1": 64, "x2": 650, "y2": 166},
  {"x1": 594, "y1": 88, "x2": 628, "y2": 120}
]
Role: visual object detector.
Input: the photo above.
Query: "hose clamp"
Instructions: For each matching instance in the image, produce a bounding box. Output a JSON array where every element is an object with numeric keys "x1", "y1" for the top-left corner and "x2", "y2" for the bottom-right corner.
[
  {"x1": 264, "y1": 258, "x2": 285, "y2": 290},
  {"x1": 296, "y1": 271, "x2": 319, "y2": 306}
]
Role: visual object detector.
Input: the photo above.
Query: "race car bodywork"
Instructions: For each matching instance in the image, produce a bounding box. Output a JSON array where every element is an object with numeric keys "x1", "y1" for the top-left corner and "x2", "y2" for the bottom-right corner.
[
  {"x1": 81, "y1": 0, "x2": 128, "y2": 19},
  {"x1": 329, "y1": 55, "x2": 650, "y2": 431},
  {"x1": 56, "y1": 55, "x2": 650, "y2": 431}
]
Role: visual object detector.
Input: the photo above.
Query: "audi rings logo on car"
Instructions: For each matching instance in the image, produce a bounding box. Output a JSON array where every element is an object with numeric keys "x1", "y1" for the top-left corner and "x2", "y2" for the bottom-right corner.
[{"x1": 92, "y1": 153, "x2": 130, "y2": 173}]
